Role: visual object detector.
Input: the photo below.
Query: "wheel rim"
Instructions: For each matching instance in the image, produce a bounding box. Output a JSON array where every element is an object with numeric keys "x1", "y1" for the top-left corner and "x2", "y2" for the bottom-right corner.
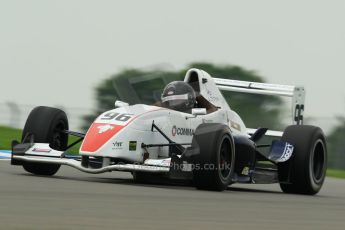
[
  {"x1": 219, "y1": 137, "x2": 233, "y2": 180},
  {"x1": 52, "y1": 132, "x2": 62, "y2": 149},
  {"x1": 52, "y1": 120, "x2": 67, "y2": 150},
  {"x1": 310, "y1": 139, "x2": 326, "y2": 183}
]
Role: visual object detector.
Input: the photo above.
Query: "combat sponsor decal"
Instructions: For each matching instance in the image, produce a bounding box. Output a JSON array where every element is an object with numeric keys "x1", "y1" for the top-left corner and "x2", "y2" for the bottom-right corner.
[{"x1": 171, "y1": 125, "x2": 194, "y2": 136}]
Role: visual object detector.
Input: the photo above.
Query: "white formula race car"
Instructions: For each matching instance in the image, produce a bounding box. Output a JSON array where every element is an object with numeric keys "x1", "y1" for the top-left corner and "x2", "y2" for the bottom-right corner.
[{"x1": 11, "y1": 68, "x2": 327, "y2": 194}]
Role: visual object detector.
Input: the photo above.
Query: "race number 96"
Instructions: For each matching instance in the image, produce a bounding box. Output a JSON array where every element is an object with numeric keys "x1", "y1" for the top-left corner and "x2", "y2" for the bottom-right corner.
[{"x1": 100, "y1": 112, "x2": 133, "y2": 122}]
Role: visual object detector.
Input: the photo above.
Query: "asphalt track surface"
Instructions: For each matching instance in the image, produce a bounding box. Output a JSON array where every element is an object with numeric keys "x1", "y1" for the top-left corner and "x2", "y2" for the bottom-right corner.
[{"x1": 0, "y1": 161, "x2": 344, "y2": 230}]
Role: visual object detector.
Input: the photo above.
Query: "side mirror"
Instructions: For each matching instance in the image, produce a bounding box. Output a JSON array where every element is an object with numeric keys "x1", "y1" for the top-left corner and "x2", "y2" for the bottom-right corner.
[
  {"x1": 192, "y1": 108, "x2": 207, "y2": 116},
  {"x1": 115, "y1": 100, "x2": 129, "y2": 108}
]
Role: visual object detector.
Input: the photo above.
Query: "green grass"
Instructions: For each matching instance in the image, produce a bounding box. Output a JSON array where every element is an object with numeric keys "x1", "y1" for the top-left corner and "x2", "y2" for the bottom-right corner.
[
  {"x1": 0, "y1": 125, "x2": 21, "y2": 150},
  {"x1": 326, "y1": 169, "x2": 345, "y2": 179},
  {"x1": 0, "y1": 125, "x2": 81, "y2": 154}
]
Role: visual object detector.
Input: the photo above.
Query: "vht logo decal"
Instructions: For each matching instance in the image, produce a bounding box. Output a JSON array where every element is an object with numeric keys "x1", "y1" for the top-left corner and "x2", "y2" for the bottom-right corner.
[
  {"x1": 172, "y1": 125, "x2": 194, "y2": 136},
  {"x1": 112, "y1": 141, "x2": 123, "y2": 150}
]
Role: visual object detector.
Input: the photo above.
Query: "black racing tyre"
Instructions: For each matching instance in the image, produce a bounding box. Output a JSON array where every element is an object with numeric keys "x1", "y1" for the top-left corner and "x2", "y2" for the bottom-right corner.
[
  {"x1": 191, "y1": 123, "x2": 235, "y2": 191},
  {"x1": 22, "y1": 106, "x2": 69, "y2": 176},
  {"x1": 278, "y1": 125, "x2": 327, "y2": 195}
]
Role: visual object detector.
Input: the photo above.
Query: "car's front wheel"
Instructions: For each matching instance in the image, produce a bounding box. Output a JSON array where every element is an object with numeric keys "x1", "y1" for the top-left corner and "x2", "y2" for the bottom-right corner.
[
  {"x1": 21, "y1": 106, "x2": 68, "y2": 176},
  {"x1": 278, "y1": 125, "x2": 327, "y2": 195}
]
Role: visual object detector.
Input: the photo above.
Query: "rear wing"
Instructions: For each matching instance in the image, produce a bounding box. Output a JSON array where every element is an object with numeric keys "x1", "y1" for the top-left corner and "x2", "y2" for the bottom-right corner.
[{"x1": 213, "y1": 78, "x2": 305, "y2": 136}]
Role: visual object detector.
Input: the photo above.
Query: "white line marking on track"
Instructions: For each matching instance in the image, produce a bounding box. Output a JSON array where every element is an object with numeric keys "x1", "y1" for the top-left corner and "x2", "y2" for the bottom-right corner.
[{"x1": 0, "y1": 150, "x2": 11, "y2": 160}]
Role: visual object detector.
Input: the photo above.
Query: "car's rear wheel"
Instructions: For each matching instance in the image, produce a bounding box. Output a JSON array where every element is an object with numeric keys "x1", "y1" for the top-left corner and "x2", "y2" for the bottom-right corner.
[
  {"x1": 278, "y1": 125, "x2": 327, "y2": 195},
  {"x1": 191, "y1": 123, "x2": 235, "y2": 191},
  {"x1": 22, "y1": 106, "x2": 68, "y2": 176}
]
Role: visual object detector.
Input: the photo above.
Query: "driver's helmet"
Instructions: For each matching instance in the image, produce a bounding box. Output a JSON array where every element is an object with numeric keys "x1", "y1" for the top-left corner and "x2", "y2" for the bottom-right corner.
[{"x1": 161, "y1": 81, "x2": 196, "y2": 112}]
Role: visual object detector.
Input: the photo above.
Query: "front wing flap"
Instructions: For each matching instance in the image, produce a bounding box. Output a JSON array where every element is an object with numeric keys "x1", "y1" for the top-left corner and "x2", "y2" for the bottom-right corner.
[{"x1": 11, "y1": 143, "x2": 171, "y2": 174}]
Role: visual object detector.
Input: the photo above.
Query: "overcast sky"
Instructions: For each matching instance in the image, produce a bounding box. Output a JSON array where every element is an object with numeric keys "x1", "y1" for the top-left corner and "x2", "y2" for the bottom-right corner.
[{"x1": 0, "y1": 0, "x2": 344, "y2": 130}]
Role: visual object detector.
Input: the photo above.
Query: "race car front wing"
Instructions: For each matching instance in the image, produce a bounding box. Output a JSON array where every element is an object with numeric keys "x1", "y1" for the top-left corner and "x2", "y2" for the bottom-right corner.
[{"x1": 11, "y1": 143, "x2": 172, "y2": 174}]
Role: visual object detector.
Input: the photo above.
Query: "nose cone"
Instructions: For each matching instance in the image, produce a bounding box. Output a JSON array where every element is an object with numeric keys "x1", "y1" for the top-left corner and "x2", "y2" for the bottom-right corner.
[
  {"x1": 80, "y1": 104, "x2": 165, "y2": 153},
  {"x1": 80, "y1": 123, "x2": 125, "y2": 153}
]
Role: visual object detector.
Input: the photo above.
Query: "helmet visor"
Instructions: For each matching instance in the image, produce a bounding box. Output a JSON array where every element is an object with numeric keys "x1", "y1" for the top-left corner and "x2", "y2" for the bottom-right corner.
[
  {"x1": 161, "y1": 94, "x2": 189, "y2": 103},
  {"x1": 161, "y1": 94, "x2": 189, "y2": 109}
]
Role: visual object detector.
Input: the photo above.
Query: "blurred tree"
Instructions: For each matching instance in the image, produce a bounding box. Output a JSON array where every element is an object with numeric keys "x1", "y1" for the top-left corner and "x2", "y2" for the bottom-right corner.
[
  {"x1": 326, "y1": 117, "x2": 345, "y2": 169},
  {"x1": 82, "y1": 62, "x2": 284, "y2": 130}
]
